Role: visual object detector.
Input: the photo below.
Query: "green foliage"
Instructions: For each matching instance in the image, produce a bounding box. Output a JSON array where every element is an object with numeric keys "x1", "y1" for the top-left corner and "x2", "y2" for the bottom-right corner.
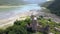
[
  {"x1": 8, "y1": 26, "x2": 27, "y2": 34},
  {"x1": 0, "y1": 18, "x2": 31, "y2": 34},
  {"x1": 14, "y1": 20, "x2": 21, "y2": 25},
  {"x1": 41, "y1": 1, "x2": 53, "y2": 7},
  {"x1": 42, "y1": 0, "x2": 60, "y2": 16},
  {"x1": 38, "y1": 17, "x2": 60, "y2": 34},
  {"x1": 55, "y1": 31, "x2": 60, "y2": 34},
  {"x1": 0, "y1": 17, "x2": 60, "y2": 34}
]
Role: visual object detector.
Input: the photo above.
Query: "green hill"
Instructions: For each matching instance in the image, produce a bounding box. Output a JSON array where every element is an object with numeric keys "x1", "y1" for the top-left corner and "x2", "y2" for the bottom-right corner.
[
  {"x1": 41, "y1": 1, "x2": 53, "y2": 7},
  {"x1": 42, "y1": 0, "x2": 60, "y2": 16}
]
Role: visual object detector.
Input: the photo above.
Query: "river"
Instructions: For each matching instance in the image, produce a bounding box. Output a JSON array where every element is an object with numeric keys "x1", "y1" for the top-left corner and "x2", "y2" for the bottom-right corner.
[
  {"x1": 0, "y1": 0, "x2": 57, "y2": 28},
  {"x1": 0, "y1": 4, "x2": 41, "y2": 19}
]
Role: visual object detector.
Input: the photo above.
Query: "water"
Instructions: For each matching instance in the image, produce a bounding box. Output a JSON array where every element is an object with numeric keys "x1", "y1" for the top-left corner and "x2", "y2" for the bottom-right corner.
[
  {"x1": 23, "y1": 0, "x2": 47, "y2": 4},
  {"x1": 0, "y1": 4, "x2": 41, "y2": 19},
  {"x1": 0, "y1": 0, "x2": 54, "y2": 28},
  {"x1": 0, "y1": 0, "x2": 48, "y2": 19},
  {"x1": 0, "y1": 0, "x2": 47, "y2": 5}
]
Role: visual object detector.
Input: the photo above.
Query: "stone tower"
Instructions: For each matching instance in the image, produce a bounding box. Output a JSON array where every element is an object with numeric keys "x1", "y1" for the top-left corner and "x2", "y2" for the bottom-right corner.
[{"x1": 31, "y1": 15, "x2": 38, "y2": 32}]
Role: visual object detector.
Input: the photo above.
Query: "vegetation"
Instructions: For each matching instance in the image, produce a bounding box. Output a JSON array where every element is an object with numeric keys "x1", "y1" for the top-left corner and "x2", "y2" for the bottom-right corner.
[
  {"x1": 0, "y1": 16, "x2": 60, "y2": 34},
  {"x1": 41, "y1": 0, "x2": 60, "y2": 16}
]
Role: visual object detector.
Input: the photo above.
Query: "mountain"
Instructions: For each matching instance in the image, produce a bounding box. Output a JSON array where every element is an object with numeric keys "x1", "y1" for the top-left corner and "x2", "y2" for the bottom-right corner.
[
  {"x1": 41, "y1": 1, "x2": 53, "y2": 7},
  {"x1": 42, "y1": 0, "x2": 60, "y2": 16}
]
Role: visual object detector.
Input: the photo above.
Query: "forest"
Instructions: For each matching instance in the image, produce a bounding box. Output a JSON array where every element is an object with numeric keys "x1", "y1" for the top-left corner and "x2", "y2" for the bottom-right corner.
[{"x1": 42, "y1": 0, "x2": 60, "y2": 16}]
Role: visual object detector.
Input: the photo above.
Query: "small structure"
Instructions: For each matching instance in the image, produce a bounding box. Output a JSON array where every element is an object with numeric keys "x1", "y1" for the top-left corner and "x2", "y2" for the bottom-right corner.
[{"x1": 30, "y1": 15, "x2": 38, "y2": 32}]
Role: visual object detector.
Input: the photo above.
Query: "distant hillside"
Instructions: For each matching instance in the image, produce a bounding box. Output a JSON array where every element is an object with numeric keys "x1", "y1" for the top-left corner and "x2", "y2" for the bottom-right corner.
[
  {"x1": 41, "y1": 1, "x2": 53, "y2": 7},
  {"x1": 42, "y1": 0, "x2": 60, "y2": 16},
  {"x1": 0, "y1": 0, "x2": 26, "y2": 6}
]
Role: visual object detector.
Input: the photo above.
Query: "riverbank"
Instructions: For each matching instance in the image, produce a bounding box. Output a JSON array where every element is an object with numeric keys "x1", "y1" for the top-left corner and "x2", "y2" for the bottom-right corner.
[
  {"x1": 0, "y1": 9, "x2": 39, "y2": 29},
  {"x1": 0, "y1": 4, "x2": 60, "y2": 29}
]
